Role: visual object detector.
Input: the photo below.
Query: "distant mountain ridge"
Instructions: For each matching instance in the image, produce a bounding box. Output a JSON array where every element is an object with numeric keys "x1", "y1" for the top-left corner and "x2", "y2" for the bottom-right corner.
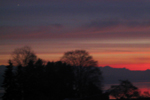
[{"x1": 100, "y1": 66, "x2": 150, "y2": 84}]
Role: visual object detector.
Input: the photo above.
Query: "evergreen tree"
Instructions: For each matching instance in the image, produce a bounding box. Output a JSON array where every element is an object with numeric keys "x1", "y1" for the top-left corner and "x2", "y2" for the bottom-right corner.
[
  {"x1": 2, "y1": 60, "x2": 16, "y2": 100},
  {"x1": 54, "y1": 61, "x2": 75, "y2": 99},
  {"x1": 15, "y1": 65, "x2": 23, "y2": 100},
  {"x1": 34, "y1": 59, "x2": 45, "y2": 99},
  {"x1": 44, "y1": 61, "x2": 75, "y2": 100},
  {"x1": 22, "y1": 60, "x2": 36, "y2": 100},
  {"x1": 44, "y1": 61, "x2": 55, "y2": 99}
]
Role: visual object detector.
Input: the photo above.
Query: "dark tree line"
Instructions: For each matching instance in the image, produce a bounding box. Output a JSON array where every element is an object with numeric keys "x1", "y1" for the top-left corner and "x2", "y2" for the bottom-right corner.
[
  {"x1": 2, "y1": 47, "x2": 147, "y2": 100},
  {"x1": 2, "y1": 60, "x2": 103, "y2": 100},
  {"x1": 2, "y1": 48, "x2": 104, "y2": 100}
]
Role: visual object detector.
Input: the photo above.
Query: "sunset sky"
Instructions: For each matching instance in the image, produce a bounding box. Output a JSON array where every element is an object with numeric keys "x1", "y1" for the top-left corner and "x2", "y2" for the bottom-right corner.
[{"x1": 0, "y1": 0, "x2": 150, "y2": 70}]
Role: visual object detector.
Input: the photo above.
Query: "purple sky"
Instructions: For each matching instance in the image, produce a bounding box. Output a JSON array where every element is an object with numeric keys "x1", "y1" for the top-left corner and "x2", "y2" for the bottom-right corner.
[{"x1": 0, "y1": 0, "x2": 150, "y2": 70}]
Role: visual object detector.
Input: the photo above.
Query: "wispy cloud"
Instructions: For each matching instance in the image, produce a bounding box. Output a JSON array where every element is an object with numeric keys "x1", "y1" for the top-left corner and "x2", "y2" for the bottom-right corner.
[{"x1": 83, "y1": 19, "x2": 150, "y2": 30}]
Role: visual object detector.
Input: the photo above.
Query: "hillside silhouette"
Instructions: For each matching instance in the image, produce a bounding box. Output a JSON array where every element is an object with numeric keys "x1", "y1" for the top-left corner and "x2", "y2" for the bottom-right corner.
[{"x1": 100, "y1": 66, "x2": 150, "y2": 84}]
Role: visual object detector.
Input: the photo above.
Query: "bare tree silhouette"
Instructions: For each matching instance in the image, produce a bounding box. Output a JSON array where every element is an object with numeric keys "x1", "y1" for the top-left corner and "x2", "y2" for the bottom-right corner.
[
  {"x1": 61, "y1": 50, "x2": 97, "y2": 67},
  {"x1": 11, "y1": 46, "x2": 37, "y2": 66},
  {"x1": 61, "y1": 50, "x2": 102, "y2": 98}
]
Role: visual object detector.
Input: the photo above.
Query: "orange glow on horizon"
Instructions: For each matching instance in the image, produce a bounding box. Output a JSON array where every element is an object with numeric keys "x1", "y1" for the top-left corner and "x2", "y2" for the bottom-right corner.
[{"x1": 1, "y1": 52, "x2": 150, "y2": 71}]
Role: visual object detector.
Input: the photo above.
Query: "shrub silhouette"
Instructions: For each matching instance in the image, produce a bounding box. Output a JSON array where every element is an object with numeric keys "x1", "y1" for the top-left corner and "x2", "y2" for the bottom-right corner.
[{"x1": 107, "y1": 80, "x2": 140, "y2": 99}]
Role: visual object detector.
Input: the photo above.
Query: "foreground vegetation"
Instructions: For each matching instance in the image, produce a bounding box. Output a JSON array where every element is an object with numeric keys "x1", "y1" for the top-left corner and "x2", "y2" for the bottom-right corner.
[{"x1": 1, "y1": 46, "x2": 150, "y2": 100}]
